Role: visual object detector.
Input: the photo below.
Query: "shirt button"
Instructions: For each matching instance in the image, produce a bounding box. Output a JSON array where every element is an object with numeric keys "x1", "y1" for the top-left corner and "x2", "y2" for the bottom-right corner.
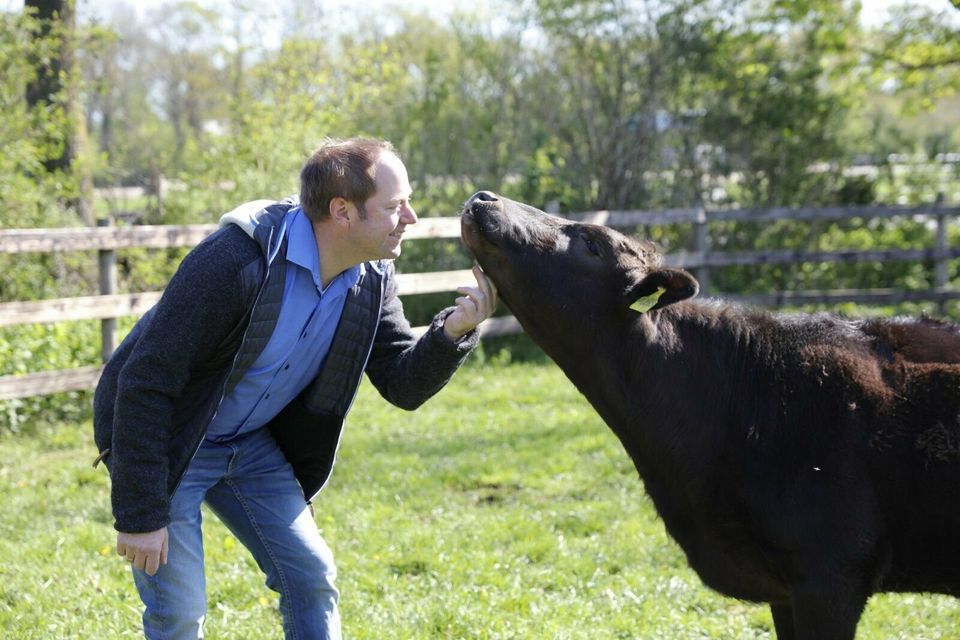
[{"x1": 284, "y1": 364, "x2": 290, "y2": 371}]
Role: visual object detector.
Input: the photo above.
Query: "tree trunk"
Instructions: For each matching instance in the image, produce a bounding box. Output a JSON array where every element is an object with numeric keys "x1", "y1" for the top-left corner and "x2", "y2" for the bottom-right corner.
[
  {"x1": 25, "y1": 0, "x2": 94, "y2": 223},
  {"x1": 26, "y1": 0, "x2": 67, "y2": 172}
]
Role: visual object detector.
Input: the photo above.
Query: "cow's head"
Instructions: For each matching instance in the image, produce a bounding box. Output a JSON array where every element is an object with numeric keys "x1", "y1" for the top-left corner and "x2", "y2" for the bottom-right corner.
[{"x1": 461, "y1": 191, "x2": 698, "y2": 359}]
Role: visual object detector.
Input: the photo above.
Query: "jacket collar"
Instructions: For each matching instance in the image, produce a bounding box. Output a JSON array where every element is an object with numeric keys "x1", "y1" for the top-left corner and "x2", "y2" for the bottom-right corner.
[{"x1": 219, "y1": 197, "x2": 298, "y2": 266}]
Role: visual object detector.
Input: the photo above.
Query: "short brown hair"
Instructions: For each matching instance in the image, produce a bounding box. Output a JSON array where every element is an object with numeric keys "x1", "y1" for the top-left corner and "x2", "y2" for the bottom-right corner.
[{"x1": 299, "y1": 138, "x2": 398, "y2": 222}]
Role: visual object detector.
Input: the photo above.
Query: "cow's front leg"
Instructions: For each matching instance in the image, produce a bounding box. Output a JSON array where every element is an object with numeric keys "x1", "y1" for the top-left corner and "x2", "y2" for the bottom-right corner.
[
  {"x1": 770, "y1": 602, "x2": 797, "y2": 640},
  {"x1": 788, "y1": 583, "x2": 867, "y2": 640}
]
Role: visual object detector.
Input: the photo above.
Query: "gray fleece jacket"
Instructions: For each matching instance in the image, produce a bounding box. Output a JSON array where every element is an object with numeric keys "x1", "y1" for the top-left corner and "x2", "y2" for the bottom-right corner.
[{"x1": 93, "y1": 199, "x2": 478, "y2": 533}]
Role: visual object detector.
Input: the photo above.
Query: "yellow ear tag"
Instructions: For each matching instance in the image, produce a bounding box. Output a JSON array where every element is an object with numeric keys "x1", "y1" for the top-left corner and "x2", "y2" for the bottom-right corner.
[{"x1": 630, "y1": 286, "x2": 666, "y2": 313}]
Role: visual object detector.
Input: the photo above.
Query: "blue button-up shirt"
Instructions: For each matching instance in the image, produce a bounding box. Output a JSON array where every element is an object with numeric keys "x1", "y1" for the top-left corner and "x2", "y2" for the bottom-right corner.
[{"x1": 206, "y1": 207, "x2": 362, "y2": 442}]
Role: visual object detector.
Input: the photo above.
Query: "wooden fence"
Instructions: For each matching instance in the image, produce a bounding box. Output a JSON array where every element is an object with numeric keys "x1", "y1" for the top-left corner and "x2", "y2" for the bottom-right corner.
[{"x1": 1, "y1": 201, "x2": 957, "y2": 401}]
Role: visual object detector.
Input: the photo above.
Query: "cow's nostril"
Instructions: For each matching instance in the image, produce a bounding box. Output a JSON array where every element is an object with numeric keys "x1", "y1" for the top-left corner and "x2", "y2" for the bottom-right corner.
[{"x1": 469, "y1": 191, "x2": 499, "y2": 205}]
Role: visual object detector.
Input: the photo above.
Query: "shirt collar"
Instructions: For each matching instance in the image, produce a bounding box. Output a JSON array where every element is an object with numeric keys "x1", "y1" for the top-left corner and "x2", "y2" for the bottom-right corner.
[{"x1": 286, "y1": 207, "x2": 363, "y2": 292}]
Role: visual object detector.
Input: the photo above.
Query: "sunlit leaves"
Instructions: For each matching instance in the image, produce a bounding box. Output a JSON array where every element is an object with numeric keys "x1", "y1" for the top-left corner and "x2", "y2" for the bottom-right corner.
[{"x1": 869, "y1": 2, "x2": 960, "y2": 110}]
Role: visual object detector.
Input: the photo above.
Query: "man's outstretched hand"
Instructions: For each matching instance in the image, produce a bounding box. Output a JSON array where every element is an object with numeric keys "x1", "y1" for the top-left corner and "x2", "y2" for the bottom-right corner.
[{"x1": 443, "y1": 265, "x2": 498, "y2": 341}]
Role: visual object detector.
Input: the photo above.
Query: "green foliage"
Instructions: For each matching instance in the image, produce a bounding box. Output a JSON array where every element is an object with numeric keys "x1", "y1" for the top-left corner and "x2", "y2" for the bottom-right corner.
[
  {"x1": 4, "y1": 0, "x2": 955, "y2": 223},
  {"x1": 1, "y1": 363, "x2": 958, "y2": 638},
  {"x1": 520, "y1": 0, "x2": 726, "y2": 209},
  {"x1": 0, "y1": 251, "x2": 94, "y2": 302},
  {"x1": 851, "y1": 4, "x2": 960, "y2": 166},
  {"x1": 0, "y1": 9, "x2": 79, "y2": 227},
  {"x1": 702, "y1": 214, "x2": 956, "y2": 299},
  {"x1": 0, "y1": 321, "x2": 101, "y2": 433},
  {"x1": 515, "y1": 141, "x2": 595, "y2": 213},
  {"x1": 698, "y1": 1, "x2": 858, "y2": 206},
  {"x1": 872, "y1": 3, "x2": 960, "y2": 106},
  {"x1": 874, "y1": 157, "x2": 960, "y2": 205}
]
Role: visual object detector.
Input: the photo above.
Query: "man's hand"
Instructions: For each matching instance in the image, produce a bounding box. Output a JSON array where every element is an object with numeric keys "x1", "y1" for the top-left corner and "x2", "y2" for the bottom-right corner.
[
  {"x1": 443, "y1": 264, "x2": 498, "y2": 341},
  {"x1": 117, "y1": 527, "x2": 169, "y2": 576}
]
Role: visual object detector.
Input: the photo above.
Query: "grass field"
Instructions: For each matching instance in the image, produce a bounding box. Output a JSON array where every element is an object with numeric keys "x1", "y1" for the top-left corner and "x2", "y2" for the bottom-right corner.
[{"x1": 0, "y1": 358, "x2": 957, "y2": 639}]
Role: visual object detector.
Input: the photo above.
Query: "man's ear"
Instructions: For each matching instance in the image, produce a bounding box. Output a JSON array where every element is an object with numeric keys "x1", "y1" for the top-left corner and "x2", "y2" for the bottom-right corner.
[
  {"x1": 328, "y1": 197, "x2": 352, "y2": 225},
  {"x1": 627, "y1": 269, "x2": 699, "y2": 313}
]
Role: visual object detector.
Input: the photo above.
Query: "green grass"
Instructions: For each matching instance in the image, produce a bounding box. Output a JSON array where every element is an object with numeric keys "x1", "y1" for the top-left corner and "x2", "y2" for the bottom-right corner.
[{"x1": 0, "y1": 361, "x2": 957, "y2": 639}]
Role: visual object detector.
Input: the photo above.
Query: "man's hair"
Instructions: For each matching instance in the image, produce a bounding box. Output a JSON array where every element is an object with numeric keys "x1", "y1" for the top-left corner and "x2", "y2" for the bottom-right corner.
[{"x1": 299, "y1": 137, "x2": 398, "y2": 222}]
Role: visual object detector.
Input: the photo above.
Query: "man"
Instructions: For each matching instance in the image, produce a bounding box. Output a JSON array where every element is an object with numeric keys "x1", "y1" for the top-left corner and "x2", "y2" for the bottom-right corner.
[{"x1": 93, "y1": 138, "x2": 497, "y2": 639}]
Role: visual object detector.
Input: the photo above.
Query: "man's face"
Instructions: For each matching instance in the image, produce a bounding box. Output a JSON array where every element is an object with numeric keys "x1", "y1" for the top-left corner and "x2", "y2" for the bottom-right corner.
[{"x1": 353, "y1": 151, "x2": 417, "y2": 261}]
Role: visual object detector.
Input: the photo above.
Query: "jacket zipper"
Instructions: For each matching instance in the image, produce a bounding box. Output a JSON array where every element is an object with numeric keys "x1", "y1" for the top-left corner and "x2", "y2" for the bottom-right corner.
[
  {"x1": 169, "y1": 223, "x2": 280, "y2": 498},
  {"x1": 308, "y1": 265, "x2": 385, "y2": 502}
]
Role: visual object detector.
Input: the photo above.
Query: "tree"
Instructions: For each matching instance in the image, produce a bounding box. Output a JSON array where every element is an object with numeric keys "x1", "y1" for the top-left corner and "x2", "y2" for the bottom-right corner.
[
  {"x1": 515, "y1": 0, "x2": 731, "y2": 210},
  {"x1": 1, "y1": 8, "x2": 67, "y2": 226},
  {"x1": 145, "y1": 2, "x2": 225, "y2": 170},
  {"x1": 337, "y1": 10, "x2": 532, "y2": 195},
  {"x1": 867, "y1": 2, "x2": 960, "y2": 112},
  {"x1": 24, "y1": 0, "x2": 94, "y2": 223},
  {"x1": 25, "y1": 0, "x2": 67, "y2": 172},
  {"x1": 696, "y1": 0, "x2": 859, "y2": 206}
]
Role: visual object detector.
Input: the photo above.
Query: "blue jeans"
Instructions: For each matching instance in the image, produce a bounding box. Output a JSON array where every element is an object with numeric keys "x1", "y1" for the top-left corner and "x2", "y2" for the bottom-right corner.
[{"x1": 132, "y1": 428, "x2": 341, "y2": 639}]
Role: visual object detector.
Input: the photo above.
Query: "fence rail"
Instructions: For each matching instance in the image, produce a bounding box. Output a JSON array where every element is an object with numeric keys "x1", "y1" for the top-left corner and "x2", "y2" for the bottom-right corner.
[{"x1": 1, "y1": 202, "x2": 957, "y2": 400}]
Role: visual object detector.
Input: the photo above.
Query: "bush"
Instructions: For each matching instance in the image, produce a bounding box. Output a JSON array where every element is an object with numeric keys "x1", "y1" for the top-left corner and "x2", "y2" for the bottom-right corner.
[{"x1": 0, "y1": 321, "x2": 102, "y2": 433}]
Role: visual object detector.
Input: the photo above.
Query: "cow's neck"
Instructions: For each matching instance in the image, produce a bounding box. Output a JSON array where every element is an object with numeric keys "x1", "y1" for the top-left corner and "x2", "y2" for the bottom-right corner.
[
  {"x1": 533, "y1": 316, "x2": 644, "y2": 445},
  {"x1": 624, "y1": 300, "x2": 786, "y2": 519},
  {"x1": 545, "y1": 302, "x2": 748, "y2": 490},
  {"x1": 553, "y1": 346, "x2": 630, "y2": 433},
  {"x1": 520, "y1": 301, "x2": 753, "y2": 467}
]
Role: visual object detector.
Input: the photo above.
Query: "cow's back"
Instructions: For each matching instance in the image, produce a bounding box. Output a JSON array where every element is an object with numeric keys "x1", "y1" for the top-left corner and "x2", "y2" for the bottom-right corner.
[
  {"x1": 648, "y1": 303, "x2": 960, "y2": 597},
  {"x1": 862, "y1": 315, "x2": 960, "y2": 364}
]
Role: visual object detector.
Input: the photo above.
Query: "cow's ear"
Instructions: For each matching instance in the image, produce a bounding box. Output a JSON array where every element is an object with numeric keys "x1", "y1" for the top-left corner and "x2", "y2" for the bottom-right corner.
[{"x1": 627, "y1": 269, "x2": 699, "y2": 313}]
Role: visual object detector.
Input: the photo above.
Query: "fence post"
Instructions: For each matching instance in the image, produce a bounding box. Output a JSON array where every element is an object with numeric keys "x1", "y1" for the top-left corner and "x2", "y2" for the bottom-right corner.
[
  {"x1": 934, "y1": 192, "x2": 947, "y2": 316},
  {"x1": 97, "y1": 218, "x2": 117, "y2": 362},
  {"x1": 693, "y1": 204, "x2": 710, "y2": 296}
]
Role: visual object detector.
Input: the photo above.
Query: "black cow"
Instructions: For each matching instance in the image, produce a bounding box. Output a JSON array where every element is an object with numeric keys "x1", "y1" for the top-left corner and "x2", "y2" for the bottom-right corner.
[{"x1": 460, "y1": 191, "x2": 960, "y2": 640}]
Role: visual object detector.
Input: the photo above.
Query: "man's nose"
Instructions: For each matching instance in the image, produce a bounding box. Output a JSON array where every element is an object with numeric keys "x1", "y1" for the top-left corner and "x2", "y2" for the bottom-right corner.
[{"x1": 402, "y1": 203, "x2": 417, "y2": 224}]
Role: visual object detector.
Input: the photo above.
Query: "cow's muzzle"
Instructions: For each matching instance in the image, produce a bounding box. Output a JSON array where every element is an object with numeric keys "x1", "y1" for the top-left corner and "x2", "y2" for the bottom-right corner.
[
  {"x1": 467, "y1": 190, "x2": 500, "y2": 207},
  {"x1": 461, "y1": 190, "x2": 505, "y2": 247}
]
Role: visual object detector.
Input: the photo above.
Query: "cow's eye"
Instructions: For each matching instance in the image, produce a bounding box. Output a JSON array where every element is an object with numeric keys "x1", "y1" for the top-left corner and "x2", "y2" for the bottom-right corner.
[{"x1": 582, "y1": 235, "x2": 601, "y2": 256}]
